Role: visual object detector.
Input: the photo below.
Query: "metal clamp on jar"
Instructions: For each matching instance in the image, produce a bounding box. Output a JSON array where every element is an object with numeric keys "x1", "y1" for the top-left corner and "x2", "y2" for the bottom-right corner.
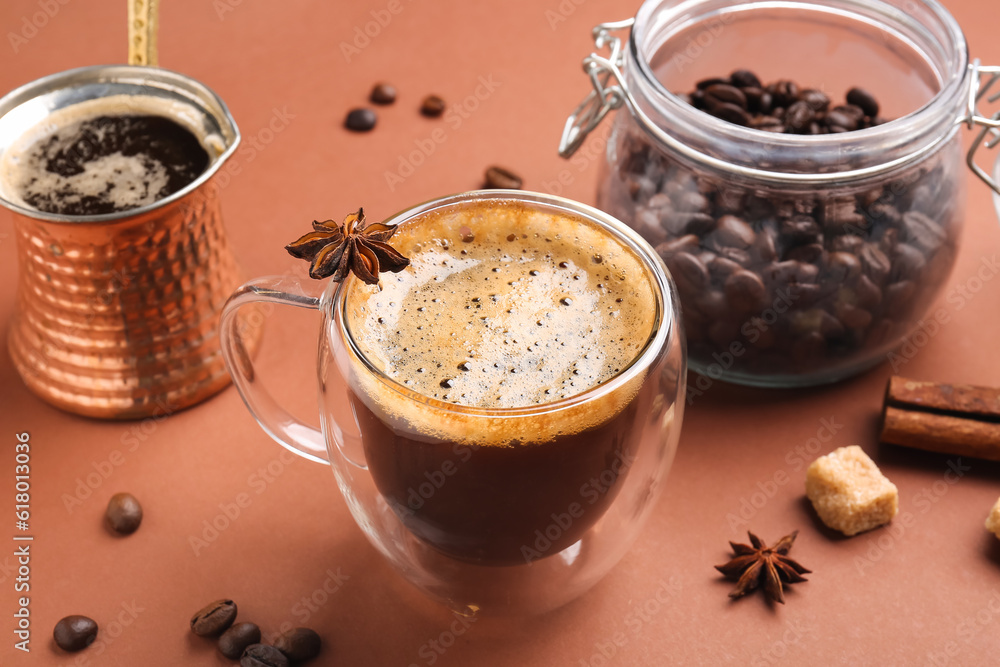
[{"x1": 559, "y1": 0, "x2": 1000, "y2": 388}]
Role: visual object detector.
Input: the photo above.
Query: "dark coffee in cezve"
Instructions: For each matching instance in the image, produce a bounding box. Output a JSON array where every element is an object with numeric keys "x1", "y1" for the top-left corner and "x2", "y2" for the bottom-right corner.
[
  {"x1": 343, "y1": 201, "x2": 660, "y2": 565},
  {"x1": 4, "y1": 103, "x2": 208, "y2": 216}
]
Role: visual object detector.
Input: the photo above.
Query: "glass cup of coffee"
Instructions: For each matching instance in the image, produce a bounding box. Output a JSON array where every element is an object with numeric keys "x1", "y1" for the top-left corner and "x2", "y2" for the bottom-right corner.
[{"x1": 220, "y1": 190, "x2": 686, "y2": 614}]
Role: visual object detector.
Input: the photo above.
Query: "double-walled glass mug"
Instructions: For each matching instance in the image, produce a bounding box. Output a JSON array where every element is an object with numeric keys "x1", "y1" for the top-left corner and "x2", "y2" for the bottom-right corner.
[{"x1": 220, "y1": 191, "x2": 686, "y2": 614}]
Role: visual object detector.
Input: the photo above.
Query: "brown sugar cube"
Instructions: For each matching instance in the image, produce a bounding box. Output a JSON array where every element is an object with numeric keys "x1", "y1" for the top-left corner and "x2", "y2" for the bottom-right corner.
[
  {"x1": 986, "y1": 497, "x2": 1000, "y2": 540},
  {"x1": 806, "y1": 445, "x2": 898, "y2": 536}
]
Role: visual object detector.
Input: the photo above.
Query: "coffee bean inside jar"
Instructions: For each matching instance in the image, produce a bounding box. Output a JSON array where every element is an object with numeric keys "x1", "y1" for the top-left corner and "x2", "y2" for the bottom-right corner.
[
  {"x1": 601, "y1": 70, "x2": 958, "y2": 383},
  {"x1": 558, "y1": 0, "x2": 994, "y2": 387}
]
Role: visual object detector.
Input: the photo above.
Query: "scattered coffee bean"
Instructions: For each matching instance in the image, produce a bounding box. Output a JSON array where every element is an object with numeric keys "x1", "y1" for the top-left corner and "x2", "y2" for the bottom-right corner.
[
  {"x1": 54, "y1": 615, "x2": 98, "y2": 652},
  {"x1": 420, "y1": 95, "x2": 446, "y2": 117},
  {"x1": 105, "y1": 492, "x2": 142, "y2": 535},
  {"x1": 242, "y1": 644, "x2": 290, "y2": 667},
  {"x1": 219, "y1": 622, "x2": 262, "y2": 660},
  {"x1": 369, "y1": 82, "x2": 397, "y2": 105},
  {"x1": 344, "y1": 108, "x2": 376, "y2": 132},
  {"x1": 273, "y1": 627, "x2": 322, "y2": 662},
  {"x1": 190, "y1": 599, "x2": 238, "y2": 637},
  {"x1": 484, "y1": 165, "x2": 523, "y2": 189}
]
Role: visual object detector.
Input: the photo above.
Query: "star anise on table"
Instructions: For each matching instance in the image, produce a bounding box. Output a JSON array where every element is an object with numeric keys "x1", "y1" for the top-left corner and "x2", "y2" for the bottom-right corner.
[
  {"x1": 285, "y1": 208, "x2": 410, "y2": 284},
  {"x1": 715, "y1": 530, "x2": 811, "y2": 604}
]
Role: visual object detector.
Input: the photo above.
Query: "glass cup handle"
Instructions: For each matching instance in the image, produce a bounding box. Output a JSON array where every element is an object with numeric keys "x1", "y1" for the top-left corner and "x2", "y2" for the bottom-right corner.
[{"x1": 220, "y1": 275, "x2": 330, "y2": 465}]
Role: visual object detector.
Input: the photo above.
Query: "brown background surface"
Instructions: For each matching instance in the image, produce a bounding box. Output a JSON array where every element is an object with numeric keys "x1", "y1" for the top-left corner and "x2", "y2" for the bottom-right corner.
[{"x1": 2, "y1": 0, "x2": 1000, "y2": 665}]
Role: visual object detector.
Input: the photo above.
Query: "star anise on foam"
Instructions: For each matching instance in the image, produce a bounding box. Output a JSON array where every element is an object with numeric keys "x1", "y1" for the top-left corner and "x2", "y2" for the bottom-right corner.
[
  {"x1": 285, "y1": 208, "x2": 409, "y2": 284},
  {"x1": 715, "y1": 530, "x2": 811, "y2": 604}
]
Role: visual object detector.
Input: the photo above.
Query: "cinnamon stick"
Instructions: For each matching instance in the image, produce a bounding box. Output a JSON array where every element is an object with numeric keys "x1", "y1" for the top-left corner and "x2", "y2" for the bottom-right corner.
[{"x1": 880, "y1": 376, "x2": 1000, "y2": 461}]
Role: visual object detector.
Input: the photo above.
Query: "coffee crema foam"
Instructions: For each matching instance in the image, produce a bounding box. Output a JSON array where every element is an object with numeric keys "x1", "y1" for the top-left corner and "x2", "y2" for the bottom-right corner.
[
  {"x1": 342, "y1": 200, "x2": 659, "y2": 445},
  {"x1": 0, "y1": 95, "x2": 221, "y2": 215}
]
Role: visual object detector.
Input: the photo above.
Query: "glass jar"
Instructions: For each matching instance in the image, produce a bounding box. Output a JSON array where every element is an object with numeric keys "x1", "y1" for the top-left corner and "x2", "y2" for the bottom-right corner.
[{"x1": 560, "y1": 0, "x2": 1000, "y2": 387}]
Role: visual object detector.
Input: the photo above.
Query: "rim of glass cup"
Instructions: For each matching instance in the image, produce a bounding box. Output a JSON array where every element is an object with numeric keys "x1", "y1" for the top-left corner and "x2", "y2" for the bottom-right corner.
[
  {"x1": 628, "y1": 0, "x2": 969, "y2": 176},
  {"x1": 0, "y1": 64, "x2": 241, "y2": 224},
  {"x1": 326, "y1": 189, "x2": 676, "y2": 419}
]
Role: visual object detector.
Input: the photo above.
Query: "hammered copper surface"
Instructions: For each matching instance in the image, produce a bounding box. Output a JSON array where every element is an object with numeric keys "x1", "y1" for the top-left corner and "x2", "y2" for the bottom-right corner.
[{"x1": 7, "y1": 177, "x2": 260, "y2": 419}]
